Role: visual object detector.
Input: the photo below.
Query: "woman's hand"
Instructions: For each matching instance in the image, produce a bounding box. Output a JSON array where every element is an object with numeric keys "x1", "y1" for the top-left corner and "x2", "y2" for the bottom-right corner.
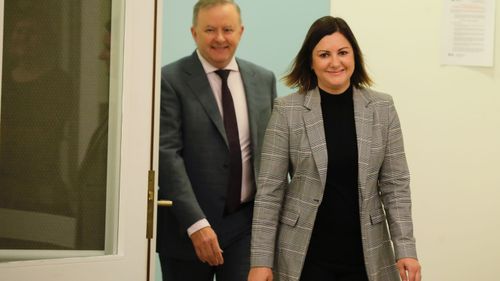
[
  {"x1": 397, "y1": 258, "x2": 422, "y2": 281},
  {"x1": 248, "y1": 266, "x2": 273, "y2": 281}
]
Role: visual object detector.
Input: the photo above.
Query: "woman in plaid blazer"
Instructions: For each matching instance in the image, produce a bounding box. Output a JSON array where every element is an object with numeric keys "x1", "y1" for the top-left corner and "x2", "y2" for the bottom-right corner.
[{"x1": 248, "y1": 17, "x2": 421, "y2": 281}]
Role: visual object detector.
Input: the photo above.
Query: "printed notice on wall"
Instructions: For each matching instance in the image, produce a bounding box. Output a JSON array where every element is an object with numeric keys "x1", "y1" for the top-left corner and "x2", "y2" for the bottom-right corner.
[{"x1": 441, "y1": 0, "x2": 495, "y2": 66}]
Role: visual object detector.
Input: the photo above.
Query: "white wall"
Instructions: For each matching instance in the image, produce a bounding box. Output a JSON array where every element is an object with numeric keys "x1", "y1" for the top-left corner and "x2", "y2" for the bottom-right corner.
[{"x1": 331, "y1": 1, "x2": 500, "y2": 280}]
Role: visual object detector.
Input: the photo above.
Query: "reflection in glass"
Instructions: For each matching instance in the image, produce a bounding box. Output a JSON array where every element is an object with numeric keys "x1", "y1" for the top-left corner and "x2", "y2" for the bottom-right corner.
[
  {"x1": 0, "y1": 0, "x2": 112, "y2": 256},
  {"x1": 76, "y1": 20, "x2": 111, "y2": 250}
]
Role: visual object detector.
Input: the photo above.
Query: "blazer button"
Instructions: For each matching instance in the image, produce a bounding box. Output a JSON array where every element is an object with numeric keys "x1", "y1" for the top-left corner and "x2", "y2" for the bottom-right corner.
[{"x1": 223, "y1": 163, "x2": 229, "y2": 168}]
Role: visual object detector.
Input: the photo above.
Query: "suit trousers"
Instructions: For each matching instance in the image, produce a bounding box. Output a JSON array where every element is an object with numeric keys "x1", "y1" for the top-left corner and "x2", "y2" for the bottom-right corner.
[{"x1": 159, "y1": 230, "x2": 250, "y2": 281}]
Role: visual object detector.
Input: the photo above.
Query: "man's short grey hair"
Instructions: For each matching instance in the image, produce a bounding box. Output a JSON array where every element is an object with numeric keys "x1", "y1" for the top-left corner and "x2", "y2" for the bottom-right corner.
[{"x1": 192, "y1": 0, "x2": 242, "y2": 26}]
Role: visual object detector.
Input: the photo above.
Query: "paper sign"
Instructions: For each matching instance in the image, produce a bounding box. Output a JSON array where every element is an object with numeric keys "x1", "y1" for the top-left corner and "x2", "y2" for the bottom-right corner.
[{"x1": 441, "y1": 0, "x2": 496, "y2": 66}]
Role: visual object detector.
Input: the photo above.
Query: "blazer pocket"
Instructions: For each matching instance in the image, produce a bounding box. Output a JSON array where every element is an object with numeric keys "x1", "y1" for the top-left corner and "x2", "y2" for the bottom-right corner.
[
  {"x1": 370, "y1": 208, "x2": 386, "y2": 225},
  {"x1": 279, "y1": 209, "x2": 299, "y2": 227}
]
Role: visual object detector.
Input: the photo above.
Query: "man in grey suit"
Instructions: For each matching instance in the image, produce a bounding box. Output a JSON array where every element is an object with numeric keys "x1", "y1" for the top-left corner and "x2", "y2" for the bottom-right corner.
[{"x1": 157, "y1": 1, "x2": 277, "y2": 280}]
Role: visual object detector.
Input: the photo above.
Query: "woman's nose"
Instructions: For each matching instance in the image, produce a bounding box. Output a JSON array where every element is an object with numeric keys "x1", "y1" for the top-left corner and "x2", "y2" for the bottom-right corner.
[{"x1": 329, "y1": 55, "x2": 340, "y2": 66}]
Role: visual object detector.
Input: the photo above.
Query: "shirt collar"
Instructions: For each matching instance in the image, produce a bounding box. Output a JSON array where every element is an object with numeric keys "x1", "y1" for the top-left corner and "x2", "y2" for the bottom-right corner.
[{"x1": 196, "y1": 49, "x2": 239, "y2": 74}]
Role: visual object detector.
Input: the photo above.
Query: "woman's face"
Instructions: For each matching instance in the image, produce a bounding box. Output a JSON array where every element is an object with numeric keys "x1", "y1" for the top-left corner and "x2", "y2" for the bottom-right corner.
[{"x1": 311, "y1": 32, "x2": 355, "y2": 94}]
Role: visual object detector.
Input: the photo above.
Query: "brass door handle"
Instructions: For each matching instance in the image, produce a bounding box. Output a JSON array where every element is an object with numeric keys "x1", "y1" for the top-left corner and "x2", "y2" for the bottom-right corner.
[{"x1": 158, "y1": 200, "x2": 173, "y2": 207}]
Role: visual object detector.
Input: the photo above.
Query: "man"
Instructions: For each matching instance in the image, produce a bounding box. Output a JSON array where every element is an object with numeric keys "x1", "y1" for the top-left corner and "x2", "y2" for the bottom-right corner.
[{"x1": 156, "y1": 0, "x2": 277, "y2": 280}]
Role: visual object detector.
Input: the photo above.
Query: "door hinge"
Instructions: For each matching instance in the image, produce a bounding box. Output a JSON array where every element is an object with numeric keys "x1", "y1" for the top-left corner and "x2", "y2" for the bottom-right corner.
[{"x1": 146, "y1": 170, "x2": 155, "y2": 239}]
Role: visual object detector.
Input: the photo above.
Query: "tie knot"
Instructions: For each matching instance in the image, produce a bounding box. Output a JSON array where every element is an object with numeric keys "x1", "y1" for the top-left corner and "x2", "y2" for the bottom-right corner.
[{"x1": 215, "y1": 69, "x2": 230, "y2": 81}]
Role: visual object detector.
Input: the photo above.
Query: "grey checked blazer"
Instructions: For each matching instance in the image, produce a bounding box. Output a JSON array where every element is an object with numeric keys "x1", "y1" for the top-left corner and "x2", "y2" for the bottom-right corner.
[{"x1": 250, "y1": 87, "x2": 417, "y2": 281}]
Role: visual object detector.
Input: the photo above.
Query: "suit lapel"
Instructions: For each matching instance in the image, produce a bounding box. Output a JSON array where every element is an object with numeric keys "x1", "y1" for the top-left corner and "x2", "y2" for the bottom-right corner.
[
  {"x1": 353, "y1": 87, "x2": 373, "y2": 199},
  {"x1": 238, "y1": 60, "x2": 260, "y2": 156},
  {"x1": 184, "y1": 53, "x2": 228, "y2": 145},
  {"x1": 303, "y1": 88, "x2": 328, "y2": 188}
]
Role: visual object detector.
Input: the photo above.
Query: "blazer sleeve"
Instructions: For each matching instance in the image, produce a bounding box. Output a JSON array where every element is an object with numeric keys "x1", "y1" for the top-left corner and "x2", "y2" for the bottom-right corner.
[
  {"x1": 250, "y1": 99, "x2": 290, "y2": 268},
  {"x1": 158, "y1": 71, "x2": 206, "y2": 231},
  {"x1": 378, "y1": 97, "x2": 418, "y2": 260}
]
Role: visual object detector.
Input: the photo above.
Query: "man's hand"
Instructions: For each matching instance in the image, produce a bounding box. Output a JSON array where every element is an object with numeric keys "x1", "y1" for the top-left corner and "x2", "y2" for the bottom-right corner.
[
  {"x1": 397, "y1": 258, "x2": 422, "y2": 281},
  {"x1": 189, "y1": 226, "x2": 224, "y2": 266},
  {"x1": 248, "y1": 267, "x2": 273, "y2": 281}
]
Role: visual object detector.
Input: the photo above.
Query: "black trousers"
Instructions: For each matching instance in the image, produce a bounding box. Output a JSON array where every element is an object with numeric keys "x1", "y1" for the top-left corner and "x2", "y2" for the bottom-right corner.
[
  {"x1": 159, "y1": 231, "x2": 250, "y2": 281},
  {"x1": 299, "y1": 258, "x2": 369, "y2": 281}
]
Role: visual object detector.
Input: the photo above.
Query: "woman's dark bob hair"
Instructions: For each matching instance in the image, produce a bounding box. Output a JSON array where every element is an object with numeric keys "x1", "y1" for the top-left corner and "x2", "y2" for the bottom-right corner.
[{"x1": 283, "y1": 16, "x2": 372, "y2": 94}]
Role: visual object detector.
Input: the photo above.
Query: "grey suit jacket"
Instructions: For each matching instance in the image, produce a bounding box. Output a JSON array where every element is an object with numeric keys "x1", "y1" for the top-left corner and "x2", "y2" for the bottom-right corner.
[
  {"x1": 157, "y1": 52, "x2": 277, "y2": 259},
  {"x1": 251, "y1": 87, "x2": 417, "y2": 281}
]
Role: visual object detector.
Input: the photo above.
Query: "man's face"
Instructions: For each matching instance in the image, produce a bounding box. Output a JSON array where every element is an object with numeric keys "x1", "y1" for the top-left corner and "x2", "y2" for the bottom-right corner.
[
  {"x1": 99, "y1": 30, "x2": 111, "y2": 68},
  {"x1": 191, "y1": 3, "x2": 244, "y2": 69}
]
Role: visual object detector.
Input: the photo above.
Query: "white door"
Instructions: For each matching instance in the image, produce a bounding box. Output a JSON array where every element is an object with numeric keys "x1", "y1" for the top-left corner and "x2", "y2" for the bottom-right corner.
[{"x1": 0, "y1": 0, "x2": 161, "y2": 280}]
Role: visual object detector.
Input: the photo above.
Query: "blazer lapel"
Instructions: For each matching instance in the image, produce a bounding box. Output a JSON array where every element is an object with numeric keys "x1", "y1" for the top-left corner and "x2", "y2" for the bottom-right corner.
[
  {"x1": 353, "y1": 87, "x2": 373, "y2": 199},
  {"x1": 303, "y1": 88, "x2": 328, "y2": 188},
  {"x1": 184, "y1": 53, "x2": 228, "y2": 145}
]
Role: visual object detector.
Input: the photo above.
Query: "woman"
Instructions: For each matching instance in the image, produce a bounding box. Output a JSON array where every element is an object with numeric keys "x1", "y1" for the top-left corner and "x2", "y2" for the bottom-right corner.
[{"x1": 248, "y1": 16, "x2": 421, "y2": 281}]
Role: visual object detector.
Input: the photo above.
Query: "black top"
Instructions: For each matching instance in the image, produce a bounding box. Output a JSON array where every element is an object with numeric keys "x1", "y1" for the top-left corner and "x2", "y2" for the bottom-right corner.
[{"x1": 304, "y1": 86, "x2": 365, "y2": 270}]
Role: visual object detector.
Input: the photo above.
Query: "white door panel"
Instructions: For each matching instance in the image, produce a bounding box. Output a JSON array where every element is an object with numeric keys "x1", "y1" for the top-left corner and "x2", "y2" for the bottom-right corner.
[{"x1": 0, "y1": 0, "x2": 160, "y2": 279}]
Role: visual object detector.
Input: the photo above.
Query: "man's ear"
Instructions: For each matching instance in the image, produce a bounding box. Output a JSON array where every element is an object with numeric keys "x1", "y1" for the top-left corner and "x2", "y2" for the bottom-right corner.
[{"x1": 190, "y1": 26, "x2": 197, "y2": 39}]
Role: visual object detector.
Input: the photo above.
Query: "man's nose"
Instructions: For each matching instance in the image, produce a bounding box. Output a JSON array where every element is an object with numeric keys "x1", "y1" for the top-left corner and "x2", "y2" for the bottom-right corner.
[{"x1": 215, "y1": 30, "x2": 225, "y2": 42}]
